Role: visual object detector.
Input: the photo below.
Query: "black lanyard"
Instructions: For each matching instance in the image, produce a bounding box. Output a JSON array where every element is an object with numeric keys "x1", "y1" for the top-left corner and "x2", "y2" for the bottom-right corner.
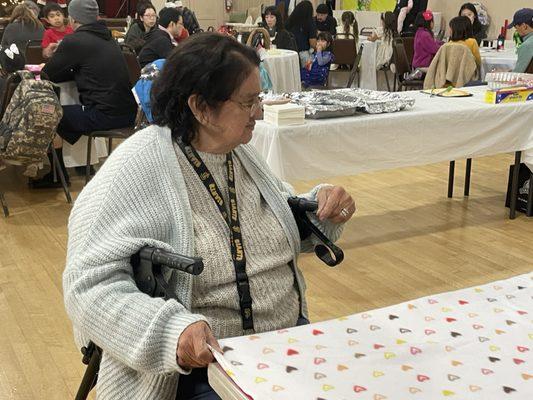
[{"x1": 177, "y1": 141, "x2": 255, "y2": 333}]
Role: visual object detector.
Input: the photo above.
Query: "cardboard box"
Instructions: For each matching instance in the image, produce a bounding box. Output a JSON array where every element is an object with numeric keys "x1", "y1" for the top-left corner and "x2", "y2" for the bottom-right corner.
[{"x1": 485, "y1": 86, "x2": 533, "y2": 104}]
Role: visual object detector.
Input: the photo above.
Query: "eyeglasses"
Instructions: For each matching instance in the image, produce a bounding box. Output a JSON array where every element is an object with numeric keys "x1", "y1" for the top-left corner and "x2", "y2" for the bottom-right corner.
[{"x1": 230, "y1": 97, "x2": 262, "y2": 116}]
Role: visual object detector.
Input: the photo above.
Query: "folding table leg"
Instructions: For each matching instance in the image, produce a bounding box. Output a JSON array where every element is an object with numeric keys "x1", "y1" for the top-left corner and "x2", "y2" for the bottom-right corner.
[
  {"x1": 464, "y1": 158, "x2": 472, "y2": 196},
  {"x1": 527, "y1": 172, "x2": 533, "y2": 217},
  {"x1": 0, "y1": 191, "x2": 9, "y2": 217},
  {"x1": 509, "y1": 151, "x2": 521, "y2": 219},
  {"x1": 448, "y1": 161, "x2": 455, "y2": 198}
]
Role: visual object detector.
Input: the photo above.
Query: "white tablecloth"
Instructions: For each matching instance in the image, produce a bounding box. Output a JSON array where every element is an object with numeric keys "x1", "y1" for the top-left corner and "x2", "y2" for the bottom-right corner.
[
  {"x1": 357, "y1": 39, "x2": 391, "y2": 91},
  {"x1": 251, "y1": 87, "x2": 533, "y2": 181},
  {"x1": 262, "y1": 49, "x2": 301, "y2": 94},
  {"x1": 480, "y1": 48, "x2": 518, "y2": 79},
  {"x1": 57, "y1": 82, "x2": 108, "y2": 168},
  {"x1": 211, "y1": 273, "x2": 533, "y2": 400}
]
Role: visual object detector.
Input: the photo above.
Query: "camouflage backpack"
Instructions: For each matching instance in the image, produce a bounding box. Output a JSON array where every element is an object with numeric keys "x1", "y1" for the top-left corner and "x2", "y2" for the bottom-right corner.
[{"x1": 0, "y1": 71, "x2": 63, "y2": 177}]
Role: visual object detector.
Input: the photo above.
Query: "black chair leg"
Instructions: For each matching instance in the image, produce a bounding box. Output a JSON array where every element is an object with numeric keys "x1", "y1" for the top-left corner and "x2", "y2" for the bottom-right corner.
[
  {"x1": 448, "y1": 161, "x2": 455, "y2": 198},
  {"x1": 51, "y1": 147, "x2": 72, "y2": 204},
  {"x1": 0, "y1": 191, "x2": 9, "y2": 217},
  {"x1": 527, "y1": 172, "x2": 533, "y2": 217},
  {"x1": 108, "y1": 138, "x2": 113, "y2": 155},
  {"x1": 509, "y1": 151, "x2": 521, "y2": 219},
  {"x1": 464, "y1": 158, "x2": 472, "y2": 196},
  {"x1": 86, "y1": 136, "x2": 93, "y2": 184}
]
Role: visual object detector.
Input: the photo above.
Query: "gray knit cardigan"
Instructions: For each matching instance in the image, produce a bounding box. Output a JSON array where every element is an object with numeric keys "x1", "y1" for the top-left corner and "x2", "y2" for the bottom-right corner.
[{"x1": 63, "y1": 125, "x2": 343, "y2": 399}]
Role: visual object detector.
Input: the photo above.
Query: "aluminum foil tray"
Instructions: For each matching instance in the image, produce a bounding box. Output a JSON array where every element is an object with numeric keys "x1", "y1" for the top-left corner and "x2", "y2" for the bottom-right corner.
[{"x1": 289, "y1": 89, "x2": 416, "y2": 119}]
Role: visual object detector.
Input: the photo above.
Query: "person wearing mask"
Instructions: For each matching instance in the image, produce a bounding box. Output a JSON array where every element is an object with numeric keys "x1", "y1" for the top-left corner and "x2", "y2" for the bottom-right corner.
[
  {"x1": 508, "y1": 8, "x2": 533, "y2": 73},
  {"x1": 34, "y1": 0, "x2": 137, "y2": 188},
  {"x1": 124, "y1": 2, "x2": 158, "y2": 53},
  {"x1": 412, "y1": 10, "x2": 443, "y2": 69},
  {"x1": 314, "y1": 3, "x2": 337, "y2": 35},
  {"x1": 286, "y1": 0, "x2": 317, "y2": 65},
  {"x1": 458, "y1": 3, "x2": 486, "y2": 45},
  {"x1": 262, "y1": 6, "x2": 297, "y2": 51},
  {"x1": 0, "y1": 3, "x2": 44, "y2": 55},
  {"x1": 138, "y1": 7, "x2": 184, "y2": 68}
]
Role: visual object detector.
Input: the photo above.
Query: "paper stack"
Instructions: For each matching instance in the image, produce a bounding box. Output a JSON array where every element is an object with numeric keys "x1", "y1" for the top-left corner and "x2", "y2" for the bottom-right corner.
[{"x1": 263, "y1": 103, "x2": 305, "y2": 126}]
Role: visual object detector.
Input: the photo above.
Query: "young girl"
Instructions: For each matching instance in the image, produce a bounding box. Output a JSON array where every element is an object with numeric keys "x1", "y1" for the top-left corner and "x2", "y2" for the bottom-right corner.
[
  {"x1": 337, "y1": 11, "x2": 359, "y2": 44},
  {"x1": 412, "y1": 10, "x2": 443, "y2": 69},
  {"x1": 369, "y1": 11, "x2": 398, "y2": 70},
  {"x1": 301, "y1": 31, "x2": 333, "y2": 87},
  {"x1": 458, "y1": 2, "x2": 486, "y2": 45},
  {"x1": 446, "y1": 16, "x2": 481, "y2": 67}
]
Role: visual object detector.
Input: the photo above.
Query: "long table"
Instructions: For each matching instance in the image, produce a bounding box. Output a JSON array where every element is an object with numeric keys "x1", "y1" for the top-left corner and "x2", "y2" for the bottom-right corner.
[
  {"x1": 251, "y1": 87, "x2": 533, "y2": 218},
  {"x1": 209, "y1": 273, "x2": 533, "y2": 400}
]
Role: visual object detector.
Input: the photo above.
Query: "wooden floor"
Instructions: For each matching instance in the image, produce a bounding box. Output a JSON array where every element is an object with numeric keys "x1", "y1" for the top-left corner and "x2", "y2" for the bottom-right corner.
[{"x1": 0, "y1": 153, "x2": 531, "y2": 399}]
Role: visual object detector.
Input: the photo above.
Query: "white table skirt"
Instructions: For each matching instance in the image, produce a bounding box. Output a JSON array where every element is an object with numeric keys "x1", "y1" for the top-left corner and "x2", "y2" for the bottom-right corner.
[
  {"x1": 480, "y1": 48, "x2": 518, "y2": 79},
  {"x1": 250, "y1": 86, "x2": 533, "y2": 181},
  {"x1": 262, "y1": 49, "x2": 301, "y2": 94},
  {"x1": 358, "y1": 39, "x2": 391, "y2": 91},
  {"x1": 57, "y1": 82, "x2": 108, "y2": 168}
]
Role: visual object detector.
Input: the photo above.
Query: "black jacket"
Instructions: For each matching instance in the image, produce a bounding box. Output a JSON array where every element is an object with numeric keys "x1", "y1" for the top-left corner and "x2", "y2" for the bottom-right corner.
[
  {"x1": 273, "y1": 29, "x2": 298, "y2": 52},
  {"x1": 42, "y1": 22, "x2": 136, "y2": 117},
  {"x1": 138, "y1": 28, "x2": 174, "y2": 68}
]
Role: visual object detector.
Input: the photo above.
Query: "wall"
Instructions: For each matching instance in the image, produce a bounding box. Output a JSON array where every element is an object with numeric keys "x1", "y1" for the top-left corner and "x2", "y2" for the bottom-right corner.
[
  {"x1": 428, "y1": 0, "x2": 532, "y2": 39},
  {"x1": 151, "y1": 0, "x2": 224, "y2": 29}
]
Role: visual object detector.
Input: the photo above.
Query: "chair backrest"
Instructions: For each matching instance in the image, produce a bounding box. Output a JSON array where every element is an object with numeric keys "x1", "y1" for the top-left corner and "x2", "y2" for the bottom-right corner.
[
  {"x1": 423, "y1": 43, "x2": 477, "y2": 89},
  {"x1": 360, "y1": 27, "x2": 374, "y2": 37},
  {"x1": 334, "y1": 32, "x2": 356, "y2": 40},
  {"x1": 401, "y1": 36, "x2": 415, "y2": 68},
  {"x1": 526, "y1": 57, "x2": 533, "y2": 74},
  {"x1": 392, "y1": 38, "x2": 411, "y2": 77},
  {"x1": 0, "y1": 72, "x2": 22, "y2": 120},
  {"x1": 246, "y1": 28, "x2": 271, "y2": 50},
  {"x1": 121, "y1": 49, "x2": 141, "y2": 88},
  {"x1": 25, "y1": 39, "x2": 44, "y2": 64},
  {"x1": 100, "y1": 18, "x2": 128, "y2": 29},
  {"x1": 331, "y1": 37, "x2": 357, "y2": 66}
]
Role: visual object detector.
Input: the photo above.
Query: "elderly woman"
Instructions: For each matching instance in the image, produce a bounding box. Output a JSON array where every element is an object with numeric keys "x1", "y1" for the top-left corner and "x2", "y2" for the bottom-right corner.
[{"x1": 64, "y1": 33, "x2": 355, "y2": 400}]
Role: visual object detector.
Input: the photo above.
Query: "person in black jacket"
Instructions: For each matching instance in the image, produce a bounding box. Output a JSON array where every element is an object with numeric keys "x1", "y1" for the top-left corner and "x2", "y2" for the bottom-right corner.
[
  {"x1": 262, "y1": 6, "x2": 297, "y2": 51},
  {"x1": 314, "y1": 3, "x2": 337, "y2": 35},
  {"x1": 34, "y1": 0, "x2": 137, "y2": 188},
  {"x1": 138, "y1": 7, "x2": 184, "y2": 68}
]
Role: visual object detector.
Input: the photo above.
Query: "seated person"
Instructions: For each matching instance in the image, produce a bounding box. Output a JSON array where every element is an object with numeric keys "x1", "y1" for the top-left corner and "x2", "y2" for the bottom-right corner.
[
  {"x1": 0, "y1": 43, "x2": 26, "y2": 116},
  {"x1": 508, "y1": 8, "x2": 533, "y2": 73},
  {"x1": 458, "y1": 3, "x2": 487, "y2": 45},
  {"x1": 138, "y1": 7, "x2": 184, "y2": 68},
  {"x1": 301, "y1": 31, "x2": 333, "y2": 87},
  {"x1": 0, "y1": 3, "x2": 44, "y2": 55},
  {"x1": 124, "y1": 2, "x2": 158, "y2": 53},
  {"x1": 262, "y1": 6, "x2": 297, "y2": 51},
  {"x1": 134, "y1": 58, "x2": 166, "y2": 123},
  {"x1": 164, "y1": 2, "x2": 191, "y2": 43},
  {"x1": 337, "y1": 11, "x2": 358, "y2": 42},
  {"x1": 314, "y1": 4, "x2": 337, "y2": 36},
  {"x1": 34, "y1": 0, "x2": 137, "y2": 188},
  {"x1": 369, "y1": 12, "x2": 398, "y2": 70},
  {"x1": 41, "y1": 3, "x2": 74, "y2": 59},
  {"x1": 412, "y1": 10, "x2": 443, "y2": 69},
  {"x1": 445, "y1": 16, "x2": 481, "y2": 67}
]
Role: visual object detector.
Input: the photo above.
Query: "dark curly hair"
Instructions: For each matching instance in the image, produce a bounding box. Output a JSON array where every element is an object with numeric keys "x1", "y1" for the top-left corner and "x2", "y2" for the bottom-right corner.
[{"x1": 151, "y1": 33, "x2": 260, "y2": 144}]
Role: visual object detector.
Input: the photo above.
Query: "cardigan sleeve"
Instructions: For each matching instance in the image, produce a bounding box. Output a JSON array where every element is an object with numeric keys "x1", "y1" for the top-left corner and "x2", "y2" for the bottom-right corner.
[{"x1": 63, "y1": 134, "x2": 207, "y2": 376}]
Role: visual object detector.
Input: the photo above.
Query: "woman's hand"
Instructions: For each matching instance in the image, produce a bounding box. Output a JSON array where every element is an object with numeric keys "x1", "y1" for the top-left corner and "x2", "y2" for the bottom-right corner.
[
  {"x1": 316, "y1": 185, "x2": 356, "y2": 223},
  {"x1": 176, "y1": 321, "x2": 222, "y2": 369}
]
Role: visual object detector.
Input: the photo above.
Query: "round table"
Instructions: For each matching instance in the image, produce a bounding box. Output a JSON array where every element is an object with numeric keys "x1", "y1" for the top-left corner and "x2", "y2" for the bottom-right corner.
[
  {"x1": 262, "y1": 49, "x2": 301, "y2": 94},
  {"x1": 480, "y1": 47, "x2": 517, "y2": 79}
]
